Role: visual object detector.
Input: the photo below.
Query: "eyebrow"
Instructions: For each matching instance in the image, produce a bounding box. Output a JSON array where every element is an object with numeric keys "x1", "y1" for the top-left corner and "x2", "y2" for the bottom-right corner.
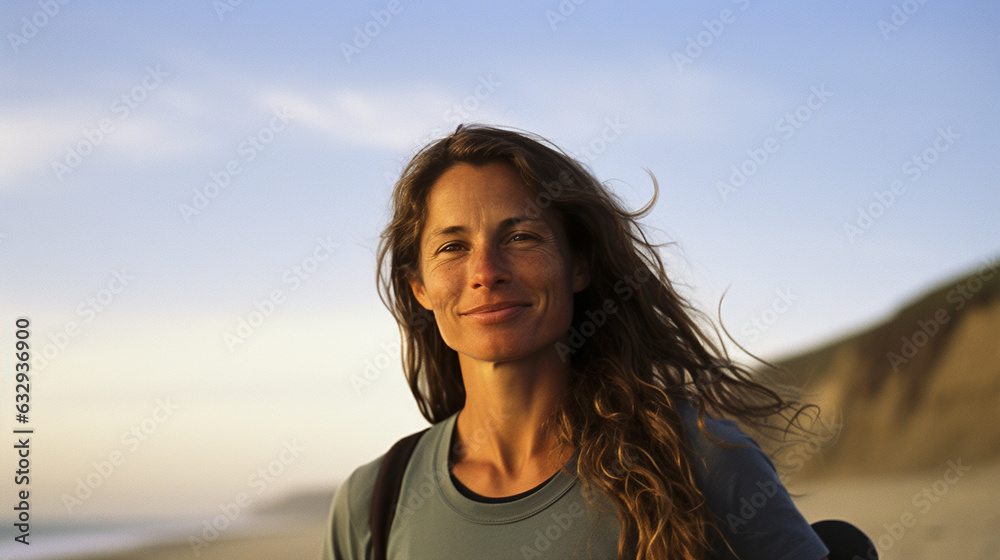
[{"x1": 425, "y1": 216, "x2": 540, "y2": 242}]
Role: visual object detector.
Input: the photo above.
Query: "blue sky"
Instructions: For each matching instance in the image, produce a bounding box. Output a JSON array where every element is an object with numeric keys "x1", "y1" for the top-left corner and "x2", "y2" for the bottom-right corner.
[{"x1": 1, "y1": 1, "x2": 997, "y2": 521}]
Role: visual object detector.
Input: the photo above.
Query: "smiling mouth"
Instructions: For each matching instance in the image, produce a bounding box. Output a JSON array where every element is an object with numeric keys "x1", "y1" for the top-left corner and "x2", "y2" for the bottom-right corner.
[{"x1": 461, "y1": 302, "x2": 530, "y2": 324}]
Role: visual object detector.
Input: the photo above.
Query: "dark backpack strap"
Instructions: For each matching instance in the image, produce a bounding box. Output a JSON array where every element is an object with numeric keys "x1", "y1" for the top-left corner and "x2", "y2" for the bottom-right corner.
[
  {"x1": 810, "y1": 519, "x2": 877, "y2": 560},
  {"x1": 369, "y1": 428, "x2": 430, "y2": 560}
]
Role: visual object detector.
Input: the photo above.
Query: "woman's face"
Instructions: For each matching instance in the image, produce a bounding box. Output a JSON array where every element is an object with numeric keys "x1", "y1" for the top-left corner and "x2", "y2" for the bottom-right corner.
[{"x1": 408, "y1": 161, "x2": 589, "y2": 364}]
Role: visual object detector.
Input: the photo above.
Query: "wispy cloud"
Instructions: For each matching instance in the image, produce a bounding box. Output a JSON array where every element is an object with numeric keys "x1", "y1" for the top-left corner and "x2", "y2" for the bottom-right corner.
[
  {"x1": 257, "y1": 84, "x2": 508, "y2": 151},
  {"x1": 0, "y1": 84, "x2": 228, "y2": 188},
  {"x1": 0, "y1": 102, "x2": 90, "y2": 186},
  {"x1": 512, "y1": 59, "x2": 778, "y2": 142}
]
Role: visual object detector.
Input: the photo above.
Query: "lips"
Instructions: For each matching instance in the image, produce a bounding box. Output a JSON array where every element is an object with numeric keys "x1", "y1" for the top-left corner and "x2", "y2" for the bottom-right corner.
[
  {"x1": 462, "y1": 302, "x2": 530, "y2": 315},
  {"x1": 461, "y1": 301, "x2": 531, "y2": 324}
]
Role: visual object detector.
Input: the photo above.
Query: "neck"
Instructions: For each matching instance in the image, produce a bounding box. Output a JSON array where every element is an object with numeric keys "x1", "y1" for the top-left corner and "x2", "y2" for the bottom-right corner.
[{"x1": 452, "y1": 346, "x2": 574, "y2": 478}]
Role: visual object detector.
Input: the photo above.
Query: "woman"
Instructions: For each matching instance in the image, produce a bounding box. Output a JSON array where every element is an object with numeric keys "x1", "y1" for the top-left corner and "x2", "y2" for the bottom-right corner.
[{"x1": 324, "y1": 125, "x2": 831, "y2": 560}]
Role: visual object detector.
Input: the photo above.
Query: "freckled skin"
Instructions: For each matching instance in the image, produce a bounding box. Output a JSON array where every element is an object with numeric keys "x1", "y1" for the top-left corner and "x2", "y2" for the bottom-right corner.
[{"x1": 409, "y1": 161, "x2": 589, "y2": 365}]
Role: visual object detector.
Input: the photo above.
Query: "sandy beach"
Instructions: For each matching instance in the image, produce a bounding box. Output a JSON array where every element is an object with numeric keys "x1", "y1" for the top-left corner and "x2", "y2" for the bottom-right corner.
[
  {"x1": 66, "y1": 520, "x2": 329, "y2": 560},
  {"x1": 55, "y1": 459, "x2": 999, "y2": 560},
  {"x1": 788, "y1": 458, "x2": 1000, "y2": 560}
]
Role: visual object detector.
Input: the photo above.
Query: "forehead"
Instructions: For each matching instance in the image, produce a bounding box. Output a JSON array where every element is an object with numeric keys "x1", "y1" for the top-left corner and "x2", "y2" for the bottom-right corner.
[
  {"x1": 419, "y1": 161, "x2": 569, "y2": 249},
  {"x1": 422, "y1": 162, "x2": 535, "y2": 228},
  {"x1": 426, "y1": 161, "x2": 531, "y2": 209}
]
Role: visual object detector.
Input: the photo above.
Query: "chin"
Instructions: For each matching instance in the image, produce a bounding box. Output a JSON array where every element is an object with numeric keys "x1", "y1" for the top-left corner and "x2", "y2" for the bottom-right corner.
[{"x1": 453, "y1": 337, "x2": 557, "y2": 364}]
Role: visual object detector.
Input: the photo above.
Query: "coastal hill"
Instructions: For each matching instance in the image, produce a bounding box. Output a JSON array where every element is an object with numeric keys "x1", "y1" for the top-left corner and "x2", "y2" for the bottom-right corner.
[{"x1": 777, "y1": 258, "x2": 1000, "y2": 476}]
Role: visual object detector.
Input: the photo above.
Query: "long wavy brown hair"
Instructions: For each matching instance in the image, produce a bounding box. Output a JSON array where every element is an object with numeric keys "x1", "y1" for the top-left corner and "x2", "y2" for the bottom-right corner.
[{"x1": 376, "y1": 124, "x2": 817, "y2": 560}]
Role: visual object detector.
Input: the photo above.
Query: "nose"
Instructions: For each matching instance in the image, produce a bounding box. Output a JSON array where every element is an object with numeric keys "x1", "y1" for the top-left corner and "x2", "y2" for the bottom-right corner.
[{"x1": 469, "y1": 244, "x2": 510, "y2": 289}]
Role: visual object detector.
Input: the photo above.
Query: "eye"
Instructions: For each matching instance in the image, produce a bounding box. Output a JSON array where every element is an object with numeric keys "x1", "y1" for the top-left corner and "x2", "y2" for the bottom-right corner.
[
  {"x1": 509, "y1": 232, "x2": 537, "y2": 243},
  {"x1": 438, "y1": 242, "x2": 464, "y2": 253}
]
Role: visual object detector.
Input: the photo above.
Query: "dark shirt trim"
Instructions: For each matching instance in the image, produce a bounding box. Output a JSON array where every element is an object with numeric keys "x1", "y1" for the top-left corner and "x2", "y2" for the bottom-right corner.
[{"x1": 448, "y1": 470, "x2": 559, "y2": 504}]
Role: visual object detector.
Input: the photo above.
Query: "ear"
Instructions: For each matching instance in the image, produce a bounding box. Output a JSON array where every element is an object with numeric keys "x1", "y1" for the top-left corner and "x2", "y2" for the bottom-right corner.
[
  {"x1": 408, "y1": 275, "x2": 433, "y2": 310},
  {"x1": 570, "y1": 252, "x2": 590, "y2": 293}
]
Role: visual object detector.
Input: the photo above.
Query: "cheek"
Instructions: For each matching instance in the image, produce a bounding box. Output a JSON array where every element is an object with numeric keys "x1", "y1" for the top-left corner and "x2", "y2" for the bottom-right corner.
[
  {"x1": 422, "y1": 267, "x2": 463, "y2": 308},
  {"x1": 524, "y1": 251, "x2": 574, "y2": 289}
]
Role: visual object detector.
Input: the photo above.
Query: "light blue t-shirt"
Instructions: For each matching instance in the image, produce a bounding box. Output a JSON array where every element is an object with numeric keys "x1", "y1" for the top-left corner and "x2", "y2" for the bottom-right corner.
[{"x1": 322, "y1": 402, "x2": 829, "y2": 559}]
